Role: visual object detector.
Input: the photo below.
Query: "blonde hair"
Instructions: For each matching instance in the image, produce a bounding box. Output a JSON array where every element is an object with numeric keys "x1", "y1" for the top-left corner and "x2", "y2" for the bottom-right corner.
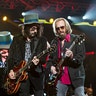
[{"x1": 52, "y1": 18, "x2": 72, "y2": 36}]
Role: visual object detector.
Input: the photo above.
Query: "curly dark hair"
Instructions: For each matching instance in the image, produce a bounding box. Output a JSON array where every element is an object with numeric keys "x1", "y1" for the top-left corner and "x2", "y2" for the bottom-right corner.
[{"x1": 22, "y1": 23, "x2": 44, "y2": 38}]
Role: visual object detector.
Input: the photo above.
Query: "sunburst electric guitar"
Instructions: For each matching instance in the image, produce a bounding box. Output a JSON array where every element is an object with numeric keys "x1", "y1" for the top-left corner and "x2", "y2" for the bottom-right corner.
[{"x1": 4, "y1": 44, "x2": 56, "y2": 95}]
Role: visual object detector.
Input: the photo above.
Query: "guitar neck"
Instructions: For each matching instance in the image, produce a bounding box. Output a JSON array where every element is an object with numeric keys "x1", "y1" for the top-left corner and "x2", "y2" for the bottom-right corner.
[
  {"x1": 57, "y1": 36, "x2": 79, "y2": 68},
  {"x1": 17, "y1": 51, "x2": 46, "y2": 74},
  {"x1": 15, "y1": 44, "x2": 56, "y2": 77},
  {"x1": 69, "y1": 41, "x2": 75, "y2": 50},
  {"x1": 16, "y1": 47, "x2": 53, "y2": 76}
]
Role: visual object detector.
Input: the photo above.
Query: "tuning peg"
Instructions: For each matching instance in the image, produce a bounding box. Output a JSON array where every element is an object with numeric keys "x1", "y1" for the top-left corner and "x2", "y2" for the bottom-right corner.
[
  {"x1": 81, "y1": 41, "x2": 83, "y2": 43},
  {"x1": 78, "y1": 42, "x2": 81, "y2": 45},
  {"x1": 83, "y1": 38, "x2": 85, "y2": 41}
]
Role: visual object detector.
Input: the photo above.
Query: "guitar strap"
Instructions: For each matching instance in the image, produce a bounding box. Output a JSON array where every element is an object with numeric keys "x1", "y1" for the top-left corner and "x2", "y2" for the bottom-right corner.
[{"x1": 28, "y1": 37, "x2": 39, "y2": 62}]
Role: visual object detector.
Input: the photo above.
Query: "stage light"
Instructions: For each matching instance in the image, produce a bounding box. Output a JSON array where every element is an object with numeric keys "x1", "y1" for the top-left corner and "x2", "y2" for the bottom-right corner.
[
  {"x1": 67, "y1": 16, "x2": 71, "y2": 20},
  {"x1": 2, "y1": 16, "x2": 7, "y2": 21},
  {"x1": 86, "y1": 51, "x2": 95, "y2": 55},
  {"x1": 49, "y1": 18, "x2": 54, "y2": 24},
  {"x1": 82, "y1": 16, "x2": 87, "y2": 20},
  {"x1": 93, "y1": 21, "x2": 96, "y2": 26},
  {"x1": 22, "y1": 12, "x2": 25, "y2": 16}
]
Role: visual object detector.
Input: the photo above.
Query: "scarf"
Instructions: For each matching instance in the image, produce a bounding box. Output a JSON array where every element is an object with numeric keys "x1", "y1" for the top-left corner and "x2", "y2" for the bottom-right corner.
[{"x1": 57, "y1": 34, "x2": 71, "y2": 85}]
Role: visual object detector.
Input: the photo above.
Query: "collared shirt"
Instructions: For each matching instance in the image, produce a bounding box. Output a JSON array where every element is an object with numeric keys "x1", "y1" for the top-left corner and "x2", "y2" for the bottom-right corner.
[
  {"x1": 25, "y1": 40, "x2": 31, "y2": 62},
  {"x1": 58, "y1": 34, "x2": 71, "y2": 85}
]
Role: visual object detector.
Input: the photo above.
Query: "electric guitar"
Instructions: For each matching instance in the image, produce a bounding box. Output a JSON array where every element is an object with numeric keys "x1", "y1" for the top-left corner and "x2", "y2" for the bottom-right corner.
[
  {"x1": 48, "y1": 33, "x2": 85, "y2": 85},
  {"x1": 4, "y1": 44, "x2": 56, "y2": 95}
]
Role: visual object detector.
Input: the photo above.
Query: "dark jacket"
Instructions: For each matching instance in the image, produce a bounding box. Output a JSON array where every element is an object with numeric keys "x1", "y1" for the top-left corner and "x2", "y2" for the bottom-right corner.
[
  {"x1": 7, "y1": 34, "x2": 47, "y2": 74},
  {"x1": 47, "y1": 34, "x2": 86, "y2": 88}
]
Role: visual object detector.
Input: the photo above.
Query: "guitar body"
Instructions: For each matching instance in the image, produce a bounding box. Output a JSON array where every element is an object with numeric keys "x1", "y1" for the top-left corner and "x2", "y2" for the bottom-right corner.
[
  {"x1": 48, "y1": 60, "x2": 63, "y2": 86},
  {"x1": 6, "y1": 78, "x2": 21, "y2": 95},
  {"x1": 55, "y1": 65, "x2": 63, "y2": 84},
  {"x1": 5, "y1": 60, "x2": 28, "y2": 95}
]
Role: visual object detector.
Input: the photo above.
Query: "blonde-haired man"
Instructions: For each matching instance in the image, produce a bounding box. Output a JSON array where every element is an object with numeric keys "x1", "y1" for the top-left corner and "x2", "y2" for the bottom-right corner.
[{"x1": 47, "y1": 18, "x2": 86, "y2": 96}]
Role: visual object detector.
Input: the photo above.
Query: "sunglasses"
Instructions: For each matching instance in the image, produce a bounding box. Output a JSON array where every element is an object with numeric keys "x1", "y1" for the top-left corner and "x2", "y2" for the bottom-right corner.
[{"x1": 56, "y1": 26, "x2": 65, "y2": 31}]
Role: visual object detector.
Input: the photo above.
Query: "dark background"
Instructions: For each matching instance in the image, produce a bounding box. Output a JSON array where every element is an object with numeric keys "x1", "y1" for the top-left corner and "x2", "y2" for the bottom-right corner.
[
  {"x1": 0, "y1": 0, "x2": 96, "y2": 94},
  {"x1": 0, "y1": 0, "x2": 96, "y2": 52}
]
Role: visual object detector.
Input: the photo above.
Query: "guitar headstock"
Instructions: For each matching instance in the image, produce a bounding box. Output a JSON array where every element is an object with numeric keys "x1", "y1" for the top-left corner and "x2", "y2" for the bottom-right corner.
[
  {"x1": 47, "y1": 44, "x2": 56, "y2": 53},
  {"x1": 75, "y1": 33, "x2": 85, "y2": 45}
]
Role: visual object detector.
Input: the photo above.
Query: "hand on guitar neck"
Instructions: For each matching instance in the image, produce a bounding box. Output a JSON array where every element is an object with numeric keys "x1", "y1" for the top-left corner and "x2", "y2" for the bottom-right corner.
[
  {"x1": 51, "y1": 48, "x2": 73, "y2": 74},
  {"x1": 32, "y1": 56, "x2": 40, "y2": 65},
  {"x1": 65, "y1": 48, "x2": 73, "y2": 58}
]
